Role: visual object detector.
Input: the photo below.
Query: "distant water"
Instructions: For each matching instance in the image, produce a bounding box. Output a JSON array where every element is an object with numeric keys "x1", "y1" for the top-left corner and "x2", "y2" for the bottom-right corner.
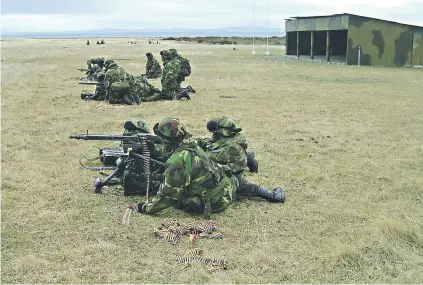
[{"x1": 1, "y1": 27, "x2": 285, "y2": 39}]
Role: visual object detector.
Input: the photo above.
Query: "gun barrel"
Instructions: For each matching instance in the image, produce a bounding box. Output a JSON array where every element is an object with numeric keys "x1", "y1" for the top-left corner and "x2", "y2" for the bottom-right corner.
[
  {"x1": 70, "y1": 134, "x2": 135, "y2": 140},
  {"x1": 69, "y1": 133, "x2": 159, "y2": 141},
  {"x1": 77, "y1": 68, "x2": 89, "y2": 71},
  {"x1": 78, "y1": 82, "x2": 100, "y2": 85}
]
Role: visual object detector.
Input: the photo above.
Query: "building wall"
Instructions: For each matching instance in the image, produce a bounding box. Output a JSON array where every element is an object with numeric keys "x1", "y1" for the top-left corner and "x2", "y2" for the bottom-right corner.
[
  {"x1": 285, "y1": 15, "x2": 348, "y2": 32},
  {"x1": 347, "y1": 15, "x2": 416, "y2": 66},
  {"x1": 412, "y1": 31, "x2": 423, "y2": 66}
]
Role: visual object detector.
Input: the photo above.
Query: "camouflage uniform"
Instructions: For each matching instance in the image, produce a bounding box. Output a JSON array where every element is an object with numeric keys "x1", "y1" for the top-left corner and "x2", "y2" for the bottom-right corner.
[
  {"x1": 94, "y1": 72, "x2": 107, "y2": 100},
  {"x1": 201, "y1": 117, "x2": 285, "y2": 202},
  {"x1": 200, "y1": 125, "x2": 248, "y2": 175},
  {"x1": 86, "y1": 63, "x2": 103, "y2": 80},
  {"x1": 137, "y1": 118, "x2": 238, "y2": 218},
  {"x1": 145, "y1": 53, "x2": 162, "y2": 79},
  {"x1": 128, "y1": 76, "x2": 162, "y2": 102},
  {"x1": 87, "y1": 57, "x2": 105, "y2": 68},
  {"x1": 137, "y1": 118, "x2": 285, "y2": 217},
  {"x1": 160, "y1": 51, "x2": 183, "y2": 100},
  {"x1": 168, "y1": 49, "x2": 196, "y2": 95},
  {"x1": 104, "y1": 62, "x2": 139, "y2": 105}
]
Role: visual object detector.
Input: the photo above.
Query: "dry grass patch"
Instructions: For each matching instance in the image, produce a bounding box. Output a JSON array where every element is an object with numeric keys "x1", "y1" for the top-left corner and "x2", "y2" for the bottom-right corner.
[{"x1": 1, "y1": 38, "x2": 423, "y2": 283}]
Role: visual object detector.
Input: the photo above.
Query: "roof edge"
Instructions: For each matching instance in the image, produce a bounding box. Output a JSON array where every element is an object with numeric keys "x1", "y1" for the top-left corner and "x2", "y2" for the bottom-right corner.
[{"x1": 285, "y1": 13, "x2": 423, "y2": 29}]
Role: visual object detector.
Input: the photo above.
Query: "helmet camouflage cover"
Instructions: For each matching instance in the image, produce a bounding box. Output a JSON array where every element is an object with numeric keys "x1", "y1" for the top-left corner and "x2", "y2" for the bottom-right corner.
[
  {"x1": 168, "y1": 49, "x2": 179, "y2": 58},
  {"x1": 156, "y1": 117, "x2": 188, "y2": 143},
  {"x1": 135, "y1": 120, "x2": 150, "y2": 133},
  {"x1": 208, "y1": 117, "x2": 242, "y2": 137}
]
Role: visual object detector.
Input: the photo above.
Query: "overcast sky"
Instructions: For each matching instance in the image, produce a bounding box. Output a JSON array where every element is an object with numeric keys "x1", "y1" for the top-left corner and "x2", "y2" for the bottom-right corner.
[{"x1": 1, "y1": 0, "x2": 423, "y2": 33}]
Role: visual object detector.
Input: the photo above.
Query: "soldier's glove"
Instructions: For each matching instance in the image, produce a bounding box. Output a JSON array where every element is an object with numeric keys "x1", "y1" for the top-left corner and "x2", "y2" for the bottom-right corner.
[
  {"x1": 247, "y1": 152, "x2": 258, "y2": 173},
  {"x1": 137, "y1": 202, "x2": 147, "y2": 214}
]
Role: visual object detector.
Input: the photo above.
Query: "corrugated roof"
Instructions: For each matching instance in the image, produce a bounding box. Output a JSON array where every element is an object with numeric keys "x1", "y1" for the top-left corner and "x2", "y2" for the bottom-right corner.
[{"x1": 284, "y1": 13, "x2": 423, "y2": 29}]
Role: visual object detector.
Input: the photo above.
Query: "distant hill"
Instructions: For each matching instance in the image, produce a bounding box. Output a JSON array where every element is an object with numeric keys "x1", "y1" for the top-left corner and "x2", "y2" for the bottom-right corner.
[{"x1": 2, "y1": 26, "x2": 285, "y2": 38}]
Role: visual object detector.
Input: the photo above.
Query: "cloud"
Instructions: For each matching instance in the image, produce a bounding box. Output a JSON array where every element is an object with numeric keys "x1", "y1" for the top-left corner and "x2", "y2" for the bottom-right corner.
[{"x1": 1, "y1": 0, "x2": 423, "y2": 33}]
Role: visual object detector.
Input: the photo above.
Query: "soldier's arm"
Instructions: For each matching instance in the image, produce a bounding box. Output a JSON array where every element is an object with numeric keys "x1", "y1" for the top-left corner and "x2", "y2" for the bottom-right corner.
[
  {"x1": 153, "y1": 59, "x2": 161, "y2": 70},
  {"x1": 143, "y1": 159, "x2": 190, "y2": 214},
  {"x1": 145, "y1": 61, "x2": 151, "y2": 71},
  {"x1": 196, "y1": 137, "x2": 210, "y2": 150}
]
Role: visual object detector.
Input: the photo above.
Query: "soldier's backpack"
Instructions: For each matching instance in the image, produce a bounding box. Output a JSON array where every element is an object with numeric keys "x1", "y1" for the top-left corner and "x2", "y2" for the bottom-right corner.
[
  {"x1": 180, "y1": 57, "x2": 191, "y2": 78},
  {"x1": 110, "y1": 82, "x2": 131, "y2": 95}
]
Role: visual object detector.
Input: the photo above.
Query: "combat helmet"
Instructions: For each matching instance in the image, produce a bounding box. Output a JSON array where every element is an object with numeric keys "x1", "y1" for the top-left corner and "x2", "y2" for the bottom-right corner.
[
  {"x1": 156, "y1": 117, "x2": 189, "y2": 144},
  {"x1": 146, "y1": 53, "x2": 153, "y2": 60},
  {"x1": 104, "y1": 59, "x2": 115, "y2": 70},
  {"x1": 105, "y1": 60, "x2": 118, "y2": 71},
  {"x1": 160, "y1": 50, "x2": 171, "y2": 60},
  {"x1": 207, "y1": 117, "x2": 242, "y2": 137},
  {"x1": 124, "y1": 119, "x2": 150, "y2": 134},
  {"x1": 134, "y1": 120, "x2": 150, "y2": 133},
  {"x1": 168, "y1": 49, "x2": 179, "y2": 58}
]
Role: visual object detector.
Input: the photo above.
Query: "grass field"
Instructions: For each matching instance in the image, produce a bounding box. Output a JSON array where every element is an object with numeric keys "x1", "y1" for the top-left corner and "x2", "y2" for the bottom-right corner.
[{"x1": 1, "y1": 38, "x2": 423, "y2": 284}]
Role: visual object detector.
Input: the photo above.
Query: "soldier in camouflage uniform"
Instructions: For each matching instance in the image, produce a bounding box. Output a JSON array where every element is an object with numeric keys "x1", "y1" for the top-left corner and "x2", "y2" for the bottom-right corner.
[
  {"x1": 137, "y1": 117, "x2": 238, "y2": 217},
  {"x1": 200, "y1": 117, "x2": 285, "y2": 203},
  {"x1": 160, "y1": 50, "x2": 190, "y2": 101},
  {"x1": 168, "y1": 49, "x2": 196, "y2": 94},
  {"x1": 81, "y1": 71, "x2": 107, "y2": 101},
  {"x1": 104, "y1": 61, "x2": 140, "y2": 105},
  {"x1": 86, "y1": 57, "x2": 105, "y2": 80},
  {"x1": 128, "y1": 75, "x2": 162, "y2": 102},
  {"x1": 144, "y1": 53, "x2": 162, "y2": 79},
  {"x1": 137, "y1": 118, "x2": 285, "y2": 218}
]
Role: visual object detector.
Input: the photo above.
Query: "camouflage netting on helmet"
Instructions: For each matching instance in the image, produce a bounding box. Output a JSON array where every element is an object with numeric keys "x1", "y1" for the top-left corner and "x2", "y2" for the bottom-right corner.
[
  {"x1": 156, "y1": 117, "x2": 189, "y2": 143},
  {"x1": 135, "y1": 120, "x2": 150, "y2": 133}
]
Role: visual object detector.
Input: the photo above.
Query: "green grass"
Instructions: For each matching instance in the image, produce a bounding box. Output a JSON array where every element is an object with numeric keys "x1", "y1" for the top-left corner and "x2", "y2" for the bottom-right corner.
[{"x1": 1, "y1": 38, "x2": 423, "y2": 283}]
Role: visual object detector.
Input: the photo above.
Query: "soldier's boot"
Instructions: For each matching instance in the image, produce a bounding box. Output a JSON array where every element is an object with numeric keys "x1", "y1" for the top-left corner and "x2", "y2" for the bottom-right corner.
[
  {"x1": 178, "y1": 91, "x2": 191, "y2": 100},
  {"x1": 133, "y1": 94, "x2": 141, "y2": 105},
  {"x1": 122, "y1": 95, "x2": 135, "y2": 105},
  {"x1": 186, "y1": 85, "x2": 196, "y2": 93},
  {"x1": 255, "y1": 187, "x2": 286, "y2": 203},
  {"x1": 81, "y1": 93, "x2": 91, "y2": 99}
]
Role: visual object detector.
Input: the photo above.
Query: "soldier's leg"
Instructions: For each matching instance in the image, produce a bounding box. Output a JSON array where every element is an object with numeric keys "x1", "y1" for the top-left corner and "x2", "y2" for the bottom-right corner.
[
  {"x1": 132, "y1": 94, "x2": 141, "y2": 104},
  {"x1": 236, "y1": 175, "x2": 285, "y2": 203},
  {"x1": 184, "y1": 85, "x2": 196, "y2": 94},
  {"x1": 174, "y1": 90, "x2": 191, "y2": 100},
  {"x1": 142, "y1": 92, "x2": 162, "y2": 102},
  {"x1": 108, "y1": 90, "x2": 118, "y2": 104}
]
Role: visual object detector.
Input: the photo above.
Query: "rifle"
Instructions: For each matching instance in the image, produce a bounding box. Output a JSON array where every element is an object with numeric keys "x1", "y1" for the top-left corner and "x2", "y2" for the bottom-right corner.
[
  {"x1": 78, "y1": 82, "x2": 101, "y2": 85},
  {"x1": 70, "y1": 133, "x2": 164, "y2": 201},
  {"x1": 77, "y1": 68, "x2": 89, "y2": 71}
]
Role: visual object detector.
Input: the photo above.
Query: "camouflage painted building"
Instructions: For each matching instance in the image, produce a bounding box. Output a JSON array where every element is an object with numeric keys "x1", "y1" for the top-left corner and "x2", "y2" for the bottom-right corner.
[{"x1": 285, "y1": 13, "x2": 423, "y2": 67}]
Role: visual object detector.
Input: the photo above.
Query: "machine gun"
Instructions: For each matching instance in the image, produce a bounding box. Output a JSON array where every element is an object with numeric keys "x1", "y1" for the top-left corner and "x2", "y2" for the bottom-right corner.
[
  {"x1": 77, "y1": 68, "x2": 89, "y2": 71},
  {"x1": 70, "y1": 131, "x2": 164, "y2": 200}
]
